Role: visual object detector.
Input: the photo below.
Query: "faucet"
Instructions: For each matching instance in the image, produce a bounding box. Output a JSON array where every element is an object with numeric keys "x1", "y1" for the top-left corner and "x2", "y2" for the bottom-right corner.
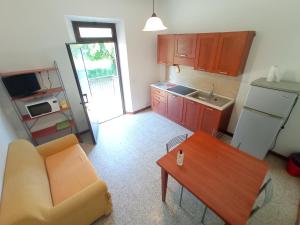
[{"x1": 208, "y1": 83, "x2": 214, "y2": 97}]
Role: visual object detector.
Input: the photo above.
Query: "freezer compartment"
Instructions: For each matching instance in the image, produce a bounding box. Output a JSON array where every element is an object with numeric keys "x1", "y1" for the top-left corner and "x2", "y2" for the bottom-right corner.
[
  {"x1": 231, "y1": 108, "x2": 284, "y2": 159},
  {"x1": 245, "y1": 86, "x2": 297, "y2": 118}
]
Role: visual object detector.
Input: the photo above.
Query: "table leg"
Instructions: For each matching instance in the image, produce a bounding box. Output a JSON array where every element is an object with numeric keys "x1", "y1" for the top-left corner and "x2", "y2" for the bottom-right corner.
[{"x1": 161, "y1": 168, "x2": 168, "y2": 202}]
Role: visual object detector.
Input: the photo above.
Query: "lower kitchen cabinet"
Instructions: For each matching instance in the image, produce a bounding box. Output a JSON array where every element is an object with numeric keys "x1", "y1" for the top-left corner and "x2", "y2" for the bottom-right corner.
[
  {"x1": 198, "y1": 106, "x2": 221, "y2": 135},
  {"x1": 182, "y1": 98, "x2": 203, "y2": 131},
  {"x1": 166, "y1": 93, "x2": 184, "y2": 124},
  {"x1": 151, "y1": 87, "x2": 166, "y2": 116},
  {"x1": 151, "y1": 86, "x2": 233, "y2": 135},
  {"x1": 152, "y1": 97, "x2": 166, "y2": 115}
]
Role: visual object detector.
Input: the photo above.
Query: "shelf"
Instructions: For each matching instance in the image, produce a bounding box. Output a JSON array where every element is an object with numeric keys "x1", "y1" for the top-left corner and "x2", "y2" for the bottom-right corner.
[
  {"x1": 31, "y1": 120, "x2": 75, "y2": 139},
  {"x1": 22, "y1": 107, "x2": 71, "y2": 121},
  {"x1": 12, "y1": 87, "x2": 64, "y2": 101},
  {"x1": 0, "y1": 67, "x2": 56, "y2": 77}
]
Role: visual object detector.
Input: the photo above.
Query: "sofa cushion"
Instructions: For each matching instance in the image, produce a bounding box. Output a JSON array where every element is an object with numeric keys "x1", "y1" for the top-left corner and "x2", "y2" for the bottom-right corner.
[
  {"x1": 45, "y1": 144, "x2": 98, "y2": 205},
  {"x1": 0, "y1": 140, "x2": 52, "y2": 225}
]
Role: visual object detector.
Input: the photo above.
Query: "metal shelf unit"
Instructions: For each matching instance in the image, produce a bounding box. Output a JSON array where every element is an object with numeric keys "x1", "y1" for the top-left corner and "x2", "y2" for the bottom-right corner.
[{"x1": 0, "y1": 61, "x2": 78, "y2": 145}]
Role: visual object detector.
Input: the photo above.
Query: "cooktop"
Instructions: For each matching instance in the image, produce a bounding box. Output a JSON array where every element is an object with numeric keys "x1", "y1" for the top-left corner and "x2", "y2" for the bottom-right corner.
[{"x1": 167, "y1": 85, "x2": 197, "y2": 95}]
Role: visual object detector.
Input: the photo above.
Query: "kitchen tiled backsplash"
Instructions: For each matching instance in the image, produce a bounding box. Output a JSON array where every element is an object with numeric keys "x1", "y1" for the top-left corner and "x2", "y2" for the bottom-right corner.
[{"x1": 167, "y1": 66, "x2": 242, "y2": 99}]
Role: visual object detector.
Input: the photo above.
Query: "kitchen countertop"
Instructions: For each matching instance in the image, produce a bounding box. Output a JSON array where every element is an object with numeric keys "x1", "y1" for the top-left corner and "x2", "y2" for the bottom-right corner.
[
  {"x1": 251, "y1": 78, "x2": 300, "y2": 93},
  {"x1": 151, "y1": 82, "x2": 234, "y2": 111}
]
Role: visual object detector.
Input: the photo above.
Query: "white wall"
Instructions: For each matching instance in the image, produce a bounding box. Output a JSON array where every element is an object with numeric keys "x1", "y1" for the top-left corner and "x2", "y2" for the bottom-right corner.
[
  {"x1": 0, "y1": 0, "x2": 160, "y2": 135},
  {"x1": 0, "y1": 106, "x2": 17, "y2": 200},
  {"x1": 159, "y1": 0, "x2": 300, "y2": 156}
]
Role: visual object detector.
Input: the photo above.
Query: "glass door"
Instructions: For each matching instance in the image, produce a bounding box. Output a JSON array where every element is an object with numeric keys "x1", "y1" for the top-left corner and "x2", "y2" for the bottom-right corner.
[
  {"x1": 67, "y1": 42, "x2": 125, "y2": 144},
  {"x1": 69, "y1": 42, "x2": 124, "y2": 121},
  {"x1": 66, "y1": 22, "x2": 125, "y2": 144}
]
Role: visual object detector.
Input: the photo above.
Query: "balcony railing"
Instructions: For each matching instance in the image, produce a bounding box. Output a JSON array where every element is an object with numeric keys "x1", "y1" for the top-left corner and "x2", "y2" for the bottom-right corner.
[
  {"x1": 89, "y1": 75, "x2": 119, "y2": 96},
  {"x1": 87, "y1": 75, "x2": 123, "y2": 123}
]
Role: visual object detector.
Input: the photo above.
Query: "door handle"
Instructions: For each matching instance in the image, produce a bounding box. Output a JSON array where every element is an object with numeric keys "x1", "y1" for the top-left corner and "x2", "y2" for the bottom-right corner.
[
  {"x1": 179, "y1": 54, "x2": 188, "y2": 57},
  {"x1": 205, "y1": 107, "x2": 214, "y2": 111},
  {"x1": 219, "y1": 71, "x2": 228, "y2": 75},
  {"x1": 82, "y1": 94, "x2": 89, "y2": 104}
]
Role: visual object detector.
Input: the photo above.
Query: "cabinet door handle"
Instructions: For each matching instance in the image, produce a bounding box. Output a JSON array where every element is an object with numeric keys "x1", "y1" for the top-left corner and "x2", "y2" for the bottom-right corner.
[
  {"x1": 179, "y1": 54, "x2": 188, "y2": 57},
  {"x1": 206, "y1": 107, "x2": 214, "y2": 111},
  {"x1": 219, "y1": 71, "x2": 228, "y2": 75},
  {"x1": 82, "y1": 94, "x2": 89, "y2": 104},
  {"x1": 198, "y1": 68, "x2": 205, "y2": 71}
]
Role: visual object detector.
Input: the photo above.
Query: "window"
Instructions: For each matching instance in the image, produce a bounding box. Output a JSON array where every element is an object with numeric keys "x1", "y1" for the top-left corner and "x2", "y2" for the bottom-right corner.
[
  {"x1": 72, "y1": 21, "x2": 116, "y2": 42},
  {"x1": 78, "y1": 27, "x2": 112, "y2": 38}
]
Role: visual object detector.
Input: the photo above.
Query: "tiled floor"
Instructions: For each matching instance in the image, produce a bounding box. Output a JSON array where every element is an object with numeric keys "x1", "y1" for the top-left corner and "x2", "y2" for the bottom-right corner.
[{"x1": 80, "y1": 110, "x2": 299, "y2": 225}]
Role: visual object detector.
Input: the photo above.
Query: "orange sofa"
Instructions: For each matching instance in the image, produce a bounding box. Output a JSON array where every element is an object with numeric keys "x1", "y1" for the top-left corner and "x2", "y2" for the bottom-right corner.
[{"x1": 0, "y1": 134, "x2": 112, "y2": 225}]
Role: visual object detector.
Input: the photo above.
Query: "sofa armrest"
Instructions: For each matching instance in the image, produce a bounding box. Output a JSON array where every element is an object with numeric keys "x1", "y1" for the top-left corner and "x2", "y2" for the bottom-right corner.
[
  {"x1": 37, "y1": 134, "x2": 79, "y2": 159},
  {"x1": 47, "y1": 180, "x2": 112, "y2": 225}
]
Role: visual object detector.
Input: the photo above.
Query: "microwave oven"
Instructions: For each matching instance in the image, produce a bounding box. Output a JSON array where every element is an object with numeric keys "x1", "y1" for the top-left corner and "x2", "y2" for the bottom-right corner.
[{"x1": 25, "y1": 96, "x2": 60, "y2": 118}]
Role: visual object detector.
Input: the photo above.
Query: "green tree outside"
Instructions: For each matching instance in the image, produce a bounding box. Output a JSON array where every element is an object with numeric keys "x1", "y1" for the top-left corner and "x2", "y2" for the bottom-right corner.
[{"x1": 71, "y1": 43, "x2": 117, "y2": 78}]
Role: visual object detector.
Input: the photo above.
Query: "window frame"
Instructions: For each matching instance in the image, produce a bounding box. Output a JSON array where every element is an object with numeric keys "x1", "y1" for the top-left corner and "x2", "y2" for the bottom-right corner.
[{"x1": 72, "y1": 21, "x2": 117, "y2": 43}]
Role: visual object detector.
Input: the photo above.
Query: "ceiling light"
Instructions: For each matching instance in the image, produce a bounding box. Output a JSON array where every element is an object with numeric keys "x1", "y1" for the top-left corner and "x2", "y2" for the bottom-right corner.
[{"x1": 143, "y1": 0, "x2": 167, "y2": 32}]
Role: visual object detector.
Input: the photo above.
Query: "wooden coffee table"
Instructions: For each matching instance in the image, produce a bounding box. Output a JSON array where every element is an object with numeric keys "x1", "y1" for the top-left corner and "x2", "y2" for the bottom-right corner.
[{"x1": 156, "y1": 131, "x2": 269, "y2": 225}]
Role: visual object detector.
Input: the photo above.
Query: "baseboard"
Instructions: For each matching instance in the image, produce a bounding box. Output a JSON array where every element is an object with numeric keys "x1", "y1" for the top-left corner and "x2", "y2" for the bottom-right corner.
[
  {"x1": 126, "y1": 106, "x2": 151, "y2": 114},
  {"x1": 296, "y1": 201, "x2": 300, "y2": 225},
  {"x1": 269, "y1": 151, "x2": 288, "y2": 160},
  {"x1": 223, "y1": 131, "x2": 233, "y2": 137},
  {"x1": 77, "y1": 129, "x2": 90, "y2": 135}
]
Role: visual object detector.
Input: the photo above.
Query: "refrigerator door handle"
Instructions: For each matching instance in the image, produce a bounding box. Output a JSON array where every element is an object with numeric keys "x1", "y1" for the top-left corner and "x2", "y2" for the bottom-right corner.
[{"x1": 243, "y1": 106, "x2": 283, "y2": 120}]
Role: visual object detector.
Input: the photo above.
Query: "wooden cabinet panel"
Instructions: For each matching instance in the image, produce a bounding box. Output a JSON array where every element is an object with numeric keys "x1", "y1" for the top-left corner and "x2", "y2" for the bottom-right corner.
[
  {"x1": 152, "y1": 97, "x2": 166, "y2": 115},
  {"x1": 157, "y1": 35, "x2": 175, "y2": 65},
  {"x1": 199, "y1": 106, "x2": 222, "y2": 135},
  {"x1": 167, "y1": 93, "x2": 184, "y2": 124},
  {"x1": 151, "y1": 87, "x2": 166, "y2": 116},
  {"x1": 213, "y1": 31, "x2": 255, "y2": 76},
  {"x1": 182, "y1": 99, "x2": 203, "y2": 131},
  {"x1": 194, "y1": 33, "x2": 219, "y2": 72},
  {"x1": 174, "y1": 34, "x2": 197, "y2": 66}
]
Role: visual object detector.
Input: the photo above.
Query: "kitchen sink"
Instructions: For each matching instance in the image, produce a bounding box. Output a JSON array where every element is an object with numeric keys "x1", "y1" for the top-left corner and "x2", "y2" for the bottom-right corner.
[{"x1": 189, "y1": 91, "x2": 231, "y2": 107}]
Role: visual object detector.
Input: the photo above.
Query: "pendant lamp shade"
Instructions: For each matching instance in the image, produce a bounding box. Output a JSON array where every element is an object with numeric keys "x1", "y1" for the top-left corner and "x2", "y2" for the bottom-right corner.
[{"x1": 143, "y1": 1, "x2": 167, "y2": 31}]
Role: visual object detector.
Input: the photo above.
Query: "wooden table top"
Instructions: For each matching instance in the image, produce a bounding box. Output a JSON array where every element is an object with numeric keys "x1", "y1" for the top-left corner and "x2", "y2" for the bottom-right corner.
[{"x1": 157, "y1": 131, "x2": 269, "y2": 225}]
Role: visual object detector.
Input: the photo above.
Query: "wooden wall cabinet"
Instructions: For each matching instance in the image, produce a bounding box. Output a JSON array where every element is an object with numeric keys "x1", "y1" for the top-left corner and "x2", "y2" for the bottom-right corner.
[
  {"x1": 157, "y1": 35, "x2": 175, "y2": 65},
  {"x1": 173, "y1": 34, "x2": 197, "y2": 67},
  {"x1": 194, "y1": 33, "x2": 219, "y2": 72},
  {"x1": 157, "y1": 31, "x2": 255, "y2": 76},
  {"x1": 213, "y1": 31, "x2": 255, "y2": 76},
  {"x1": 166, "y1": 92, "x2": 184, "y2": 124}
]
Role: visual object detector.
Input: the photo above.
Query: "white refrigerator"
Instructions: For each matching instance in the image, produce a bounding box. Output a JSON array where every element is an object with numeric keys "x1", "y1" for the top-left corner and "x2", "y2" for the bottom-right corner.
[{"x1": 231, "y1": 86, "x2": 297, "y2": 159}]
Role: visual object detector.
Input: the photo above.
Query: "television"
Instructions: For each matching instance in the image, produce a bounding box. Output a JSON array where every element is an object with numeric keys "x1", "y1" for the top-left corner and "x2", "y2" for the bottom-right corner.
[{"x1": 2, "y1": 73, "x2": 41, "y2": 97}]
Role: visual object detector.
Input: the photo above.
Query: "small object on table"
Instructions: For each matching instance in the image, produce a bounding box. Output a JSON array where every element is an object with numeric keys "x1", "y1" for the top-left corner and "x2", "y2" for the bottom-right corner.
[
  {"x1": 56, "y1": 120, "x2": 70, "y2": 131},
  {"x1": 177, "y1": 149, "x2": 184, "y2": 166}
]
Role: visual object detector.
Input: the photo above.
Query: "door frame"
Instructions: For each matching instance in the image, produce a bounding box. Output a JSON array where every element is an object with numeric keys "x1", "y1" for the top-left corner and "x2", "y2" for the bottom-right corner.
[
  {"x1": 71, "y1": 21, "x2": 126, "y2": 114},
  {"x1": 66, "y1": 22, "x2": 126, "y2": 144}
]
